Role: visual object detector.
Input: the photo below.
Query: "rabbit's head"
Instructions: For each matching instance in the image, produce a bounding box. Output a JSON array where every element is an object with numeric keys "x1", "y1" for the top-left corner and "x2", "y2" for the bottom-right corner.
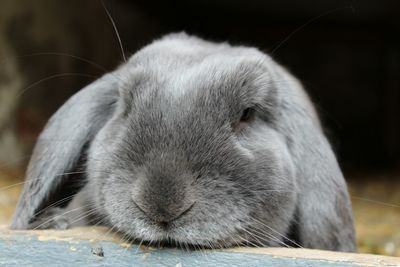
[{"x1": 11, "y1": 33, "x2": 356, "y2": 252}]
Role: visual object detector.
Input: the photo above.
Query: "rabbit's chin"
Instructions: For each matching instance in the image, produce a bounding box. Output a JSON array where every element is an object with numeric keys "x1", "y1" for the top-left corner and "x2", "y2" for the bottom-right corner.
[
  {"x1": 111, "y1": 217, "x2": 283, "y2": 248},
  {"x1": 119, "y1": 228, "x2": 257, "y2": 248},
  {"x1": 113, "y1": 223, "x2": 222, "y2": 247}
]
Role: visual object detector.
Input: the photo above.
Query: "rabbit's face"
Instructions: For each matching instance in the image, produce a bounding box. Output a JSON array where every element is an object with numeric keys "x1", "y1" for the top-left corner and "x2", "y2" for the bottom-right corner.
[
  {"x1": 87, "y1": 39, "x2": 297, "y2": 247},
  {"x1": 11, "y1": 34, "x2": 355, "y2": 251}
]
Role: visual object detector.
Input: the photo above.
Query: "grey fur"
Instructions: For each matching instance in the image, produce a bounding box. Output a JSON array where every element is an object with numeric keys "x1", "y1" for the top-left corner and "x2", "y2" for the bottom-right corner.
[{"x1": 11, "y1": 33, "x2": 356, "y2": 252}]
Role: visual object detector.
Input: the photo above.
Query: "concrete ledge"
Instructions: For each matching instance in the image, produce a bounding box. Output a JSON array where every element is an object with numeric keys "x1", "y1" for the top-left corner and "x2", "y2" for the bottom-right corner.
[{"x1": 1, "y1": 226, "x2": 399, "y2": 267}]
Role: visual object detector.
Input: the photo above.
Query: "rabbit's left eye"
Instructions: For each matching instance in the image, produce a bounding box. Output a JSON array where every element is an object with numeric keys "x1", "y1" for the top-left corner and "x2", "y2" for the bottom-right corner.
[
  {"x1": 233, "y1": 108, "x2": 255, "y2": 132},
  {"x1": 240, "y1": 108, "x2": 255, "y2": 122}
]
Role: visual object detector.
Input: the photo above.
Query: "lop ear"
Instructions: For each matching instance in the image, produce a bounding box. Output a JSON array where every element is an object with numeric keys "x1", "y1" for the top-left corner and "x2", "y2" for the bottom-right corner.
[
  {"x1": 10, "y1": 72, "x2": 119, "y2": 229},
  {"x1": 267, "y1": 63, "x2": 356, "y2": 251}
]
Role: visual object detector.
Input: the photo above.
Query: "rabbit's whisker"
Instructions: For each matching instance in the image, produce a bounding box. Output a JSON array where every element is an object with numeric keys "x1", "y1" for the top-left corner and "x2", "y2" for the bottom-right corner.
[
  {"x1": 0, "y1": 178, "x2": 42, "y2": 192},
  {"x1": 68, "y1": 207, "x2": 104, "y2": 225},
  {"x1": 247, "y1": 224, "x2": 291, "y2": 248},
  {"x1": 351, "y1": 195, "x2": 400, "y2": 208},
  {"x1": 252, "y1": 217, "x2": 303, "y2": 248},
  {"x1": 17, "y1": 73, "x2": 98, "y2": 98},
  {"x1": 32, "y1": 202, "x2": 97, "y2": 230},
  {"x1": 33, "y1": 194, "x2": 78, "y2": 217},
  {"x1": 100, "y1": 0, "x2": 126, "y2": 62},
  {"x1": 237, "y1": 235, "x2": 260, "y2": 248},
  {"x1": 270, "y1": 6, "x2": 355, "y2": 55},
  {"x1": 0, "y1": 52, "x2": 108, "y2": 73},
  {"x1": 0, "y1": 168, "x2": 114, "y2": 193}
]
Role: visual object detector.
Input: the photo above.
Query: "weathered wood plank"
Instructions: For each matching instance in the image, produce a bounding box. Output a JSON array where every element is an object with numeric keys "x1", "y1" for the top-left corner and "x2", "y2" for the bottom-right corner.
[{"x1": 0, "y1": 226, "x2": 399, "y2": 267}]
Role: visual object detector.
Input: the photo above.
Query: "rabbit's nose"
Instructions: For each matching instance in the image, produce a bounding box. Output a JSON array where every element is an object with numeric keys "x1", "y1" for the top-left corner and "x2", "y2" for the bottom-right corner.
[
  {"x1": 130, "y1": 157, "x2": 197, "y2": 225},
  {"x1": 133, "y1": 198, "x2": 195, "y2": 224}
]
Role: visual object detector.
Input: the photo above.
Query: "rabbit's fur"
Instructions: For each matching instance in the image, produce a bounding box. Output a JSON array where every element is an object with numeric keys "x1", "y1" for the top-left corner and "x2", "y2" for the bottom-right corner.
[{"x1": 11, "y1": 33, "x2": 356, "y2": 252}]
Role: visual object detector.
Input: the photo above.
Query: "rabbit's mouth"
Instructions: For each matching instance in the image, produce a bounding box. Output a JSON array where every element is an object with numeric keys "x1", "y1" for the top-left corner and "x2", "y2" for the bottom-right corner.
[
  {"x1": 127, "y1": 230, "x2": 281, "y2": 249},
  {"x1": 131, "y1": 235, "x2": 248, "y2": 249},
  {"x1": 134, "y1": 239, "x2": 237, "y2": 249},
  {"x1": 118, "y1": 220, "x2": 283, "y2": 249},
  {"x1": 115, "y1": 218, "x2": 242, "y2": 249}
]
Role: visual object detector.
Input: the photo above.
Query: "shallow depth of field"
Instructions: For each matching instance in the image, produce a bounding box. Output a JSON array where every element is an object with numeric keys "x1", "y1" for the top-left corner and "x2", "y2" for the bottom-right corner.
[{"x1": 0, "y1": 0, "x2": 399, "y2": 258}]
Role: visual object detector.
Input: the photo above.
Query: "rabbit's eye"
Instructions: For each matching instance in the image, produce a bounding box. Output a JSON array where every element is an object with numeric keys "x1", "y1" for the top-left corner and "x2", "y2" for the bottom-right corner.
[
  {"x1": 240, "y1": 108, "x2": 255, "y2": 122},
  {"x1": 232, "y1": 108, "x2": 256, "y2": 133},
  {"x1": 233, "y1": 108, "x2": 255, "y2": 132}
]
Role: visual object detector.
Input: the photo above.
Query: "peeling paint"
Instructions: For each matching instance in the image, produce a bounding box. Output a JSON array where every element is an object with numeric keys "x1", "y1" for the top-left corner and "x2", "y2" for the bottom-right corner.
[{"x1": 1, "y1": 228, "x2": 399, "y2": 267}]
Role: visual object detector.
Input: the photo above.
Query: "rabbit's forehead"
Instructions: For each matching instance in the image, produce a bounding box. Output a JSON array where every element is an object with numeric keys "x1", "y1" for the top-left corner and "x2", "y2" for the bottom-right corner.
[
  {"x1": 164, "y1": 60, "x2": 238, "y2": 98},
  {"x1": 132, "y1": 53, "x2": 268, "y2": 104},
  {"x1": 133, "y1": 66, "x2": 247, "y2": 115},
  {"x1": 124, "y1": 39, "x2": 272, "y2": 118}
]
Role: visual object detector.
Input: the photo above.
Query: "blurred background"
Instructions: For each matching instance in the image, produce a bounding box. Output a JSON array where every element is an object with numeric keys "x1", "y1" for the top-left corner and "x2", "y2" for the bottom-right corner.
[{"x1": 0, "y1": 0, "x2": 399, "y2": 256}]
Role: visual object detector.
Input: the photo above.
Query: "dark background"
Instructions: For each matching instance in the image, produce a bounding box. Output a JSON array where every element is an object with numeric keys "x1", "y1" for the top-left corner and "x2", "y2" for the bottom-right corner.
[
  {"x1": 0, "y1": 0, "x2": 399, "y2": 256},
  {"x1": 114, "y1": 0, "x2": 400, "y2": 171},
  {"x1": 1, "y1": 0, "x2": 399, "y2": 174}
]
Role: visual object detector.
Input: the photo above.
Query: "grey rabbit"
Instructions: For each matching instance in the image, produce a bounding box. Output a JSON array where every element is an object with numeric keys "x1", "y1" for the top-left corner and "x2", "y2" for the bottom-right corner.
[{"x1": 10, "y1": 33, "x2": 356, "y2": 252}]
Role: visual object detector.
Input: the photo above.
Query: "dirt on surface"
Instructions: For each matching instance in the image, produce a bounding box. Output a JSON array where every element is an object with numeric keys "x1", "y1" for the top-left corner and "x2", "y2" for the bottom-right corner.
[{"x1": 0, "y1": 167, "x2": 399, "y2": 256}]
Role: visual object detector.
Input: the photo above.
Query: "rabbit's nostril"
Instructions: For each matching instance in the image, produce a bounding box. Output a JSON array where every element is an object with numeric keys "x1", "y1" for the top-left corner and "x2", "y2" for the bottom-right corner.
[
  {"x1": 158, "y1": 221, "x2": 169, "y2": 229},
  {"x1": 132, "y1": 198, "x2": 195, "y2": 224}
]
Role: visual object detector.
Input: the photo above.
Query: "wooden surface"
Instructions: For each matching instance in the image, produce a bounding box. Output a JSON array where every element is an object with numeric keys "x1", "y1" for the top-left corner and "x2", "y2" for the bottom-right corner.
[{"x1": 1, "y1": 226, "x2": 399, "y2": 267}]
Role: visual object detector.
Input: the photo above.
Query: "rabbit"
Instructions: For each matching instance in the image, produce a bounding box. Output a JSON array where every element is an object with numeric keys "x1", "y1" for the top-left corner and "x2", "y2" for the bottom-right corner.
[{"x1": 10, "y1": 33, "x2": 356, "y2": 252}]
